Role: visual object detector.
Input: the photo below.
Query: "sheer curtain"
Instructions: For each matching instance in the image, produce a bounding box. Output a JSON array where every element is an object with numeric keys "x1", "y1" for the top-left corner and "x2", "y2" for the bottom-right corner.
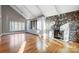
[{"x1": 10, "y1": 20, "x2": 25, "y2": 32}]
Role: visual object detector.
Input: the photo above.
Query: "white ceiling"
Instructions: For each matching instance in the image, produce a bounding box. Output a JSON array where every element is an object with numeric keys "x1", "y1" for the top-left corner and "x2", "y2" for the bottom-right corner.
[
  {"x1": 38, "y1": 5, "x2": 59, "y2": 17},
  {"x1": 10, "y1": 5, "x2": 79, "y2": 20},
  {"x1": 56, "y1": 5, "x2": 79, "y2": 14}
]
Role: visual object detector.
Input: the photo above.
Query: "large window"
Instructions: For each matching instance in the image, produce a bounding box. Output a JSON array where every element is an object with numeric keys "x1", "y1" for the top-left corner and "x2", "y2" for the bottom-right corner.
[{"x1": 10, "y1": 21, "x2": 25, "y2": 31}]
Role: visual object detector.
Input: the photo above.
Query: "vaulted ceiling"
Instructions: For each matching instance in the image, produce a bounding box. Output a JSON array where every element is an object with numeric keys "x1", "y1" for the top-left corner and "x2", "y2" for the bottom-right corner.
[{"x1": 10, "y1": 5, "x2": 79, "y2": 20}]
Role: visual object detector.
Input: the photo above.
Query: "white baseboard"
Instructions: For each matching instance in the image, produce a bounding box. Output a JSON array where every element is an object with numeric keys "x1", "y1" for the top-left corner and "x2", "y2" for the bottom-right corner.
[{"x1": 0, "y1": 31, "x2": 39, "y2": 36}]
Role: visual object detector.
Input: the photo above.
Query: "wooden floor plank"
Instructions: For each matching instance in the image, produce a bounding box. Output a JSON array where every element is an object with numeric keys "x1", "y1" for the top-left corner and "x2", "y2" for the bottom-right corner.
[{"x1": 0, "y1": 33, "x2": 79, "y2": 53}]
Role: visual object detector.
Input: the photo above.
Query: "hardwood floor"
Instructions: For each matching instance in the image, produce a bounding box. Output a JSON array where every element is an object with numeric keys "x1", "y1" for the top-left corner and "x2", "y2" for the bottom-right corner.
[
  {"x1": 46, "y1": 39, "x2": 64, "y2": 53},
  {"x1": 0, "y1": 32, "x2": 38, "y2": 53},
  {"x1": 0, "y1": 32, "x2": 79, "y2": 53}
]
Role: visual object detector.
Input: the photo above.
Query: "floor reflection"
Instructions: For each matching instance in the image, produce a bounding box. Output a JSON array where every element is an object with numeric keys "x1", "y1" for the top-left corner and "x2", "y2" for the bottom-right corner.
[
  {"x1": 9, "y1": 33, "x2": 25, "y2": 52},
  {"x1": 0, "y1": 33, "x2": 79, "y2": 53},
  {"x1": 0, "y1": 33, "x2": 26, "y2": 52}
]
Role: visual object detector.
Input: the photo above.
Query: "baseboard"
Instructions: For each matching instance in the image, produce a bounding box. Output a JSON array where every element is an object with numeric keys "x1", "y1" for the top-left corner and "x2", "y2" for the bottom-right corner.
[{"x1": 0, "y1": 31, "x2": 39, "y2": 36}]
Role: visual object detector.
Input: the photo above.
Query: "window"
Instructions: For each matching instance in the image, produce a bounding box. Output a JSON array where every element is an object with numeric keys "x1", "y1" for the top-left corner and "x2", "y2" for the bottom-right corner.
[
  {"x1": 30, "y1": 20, "x2": 37, "y2": 30},
  {"x1": 60, "y1": 23, "x2": 70, "y2": 42},
  {"x1": 10, "y1": 21, "x2": 25, "y2": 31}
]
